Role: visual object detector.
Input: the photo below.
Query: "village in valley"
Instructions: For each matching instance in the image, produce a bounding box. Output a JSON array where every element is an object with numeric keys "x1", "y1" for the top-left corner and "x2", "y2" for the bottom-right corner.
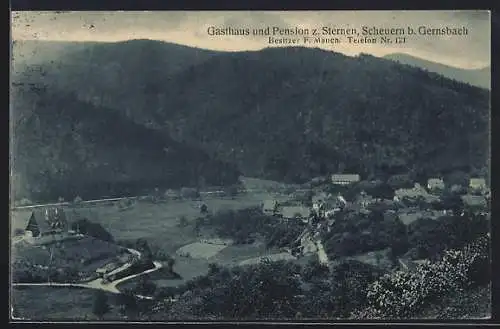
[
  {"x1": 11, "y1": 170, "x2": 491, "y2": 320},
  {"x1": 259, "y1": 173, "x2": 490, "y2": 268},
  {"x1": 10, "y1": 10, "x2": 491, "y2": 321}
]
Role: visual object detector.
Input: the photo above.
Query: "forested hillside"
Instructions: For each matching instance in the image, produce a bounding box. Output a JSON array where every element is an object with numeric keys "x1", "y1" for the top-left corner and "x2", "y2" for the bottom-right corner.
[
  {"x1": 10, "y1": 84, "x2": 240, "y2": 202},
  {"x1": 11, "y1": 40, "x2": 490, "y2": 189},
  {"x1": 155, "y1": 48, "x2": 489, "y2": 182}
]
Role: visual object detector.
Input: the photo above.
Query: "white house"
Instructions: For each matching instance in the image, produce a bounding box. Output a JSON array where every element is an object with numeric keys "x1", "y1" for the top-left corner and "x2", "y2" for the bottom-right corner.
[
  {"x1": 337, "y1": 195, "x2": 347, "y2": 206},
  {"x1": 331, "y1": 174, "x2": 360, "y2": 185},
  {"x1": 469, "y1": 178, "x2": 487, "y2": 193},
  {"x1": 427, "y1": 178, "x2": 445, "y2": 191},
  {"x1": 394, "y1": 183, "x2": 436, "y2": 202}
]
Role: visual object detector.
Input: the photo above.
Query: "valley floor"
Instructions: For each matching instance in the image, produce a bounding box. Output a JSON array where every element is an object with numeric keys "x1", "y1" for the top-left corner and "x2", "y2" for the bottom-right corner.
[
  {"x1": 11, "y1": 179, "x2": 294, "y2": 320},
  {"x1": 10, "y1": 177, "x2": 491, "y2": 321}
]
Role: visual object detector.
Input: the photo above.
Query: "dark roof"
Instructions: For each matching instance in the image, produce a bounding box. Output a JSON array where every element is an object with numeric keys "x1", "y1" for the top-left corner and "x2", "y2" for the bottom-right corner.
[
  {"x1": 25, "y1": 209, "x2": 67, "y2": 234},
  {"x1": 25, "y1": 211, "x2": 51, "y2": 234},
  {"x1": 25, "y1": 213, "x2": 40, "y2": 236}
]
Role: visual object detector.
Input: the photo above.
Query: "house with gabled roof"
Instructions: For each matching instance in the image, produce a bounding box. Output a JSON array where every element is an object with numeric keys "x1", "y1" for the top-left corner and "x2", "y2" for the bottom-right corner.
[
  {"x1": 24, "y1": 208, "x2": 68, "y2": 240},
  {"x1": 25, "y1": 212, "x2": 46, "y2": 238},
  {"x1": 394, "y1": 183, "x2": 425, "y2": 201},
  {"x1": 394, "y1": 183, "x2": 439, "y2": 203}
]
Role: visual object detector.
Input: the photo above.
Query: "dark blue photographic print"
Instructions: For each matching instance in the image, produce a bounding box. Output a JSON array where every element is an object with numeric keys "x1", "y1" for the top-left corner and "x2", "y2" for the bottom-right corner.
[{"x1": 10, "y1": 10, "x2": 491, "y2": 322}]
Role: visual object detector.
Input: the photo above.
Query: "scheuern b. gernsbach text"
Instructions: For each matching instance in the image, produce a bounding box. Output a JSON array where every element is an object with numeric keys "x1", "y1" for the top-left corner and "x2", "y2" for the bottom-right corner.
[{"x1": 206, "y1": 25, "x2": 469, "y2": 37}]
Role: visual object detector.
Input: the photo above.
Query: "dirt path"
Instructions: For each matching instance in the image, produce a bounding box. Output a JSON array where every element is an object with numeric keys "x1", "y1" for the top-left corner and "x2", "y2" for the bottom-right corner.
[{"x1": 315, "y1": 240, "x2": 329, "y2": 265}]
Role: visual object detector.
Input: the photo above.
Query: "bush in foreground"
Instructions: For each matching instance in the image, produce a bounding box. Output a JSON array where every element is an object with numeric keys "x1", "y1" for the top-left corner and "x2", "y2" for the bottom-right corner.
[{"x1": 353, "y1": 235, "x2": 490, "y2": 319}]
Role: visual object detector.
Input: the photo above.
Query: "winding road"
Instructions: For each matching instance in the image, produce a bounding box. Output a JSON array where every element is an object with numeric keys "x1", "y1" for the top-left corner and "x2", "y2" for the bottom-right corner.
[
  {"x1": 12, "y1": 241, "x2": 164, "y2": 300},
  {"x1": 13, "y1": 261, "x2": 163, "y2": 299}
]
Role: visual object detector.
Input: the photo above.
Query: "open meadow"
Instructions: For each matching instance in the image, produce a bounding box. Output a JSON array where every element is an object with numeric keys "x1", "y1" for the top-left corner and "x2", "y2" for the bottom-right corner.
[
  {"x1": 118, "y1": 242, "x2": 297, "y2": 291},
  {"x1": 11, "y1": 179, "x2": 295, "y2": 291},
  {"x1": 11, "y1": 177, "x2": 291, "y2": 253},
  {"x1": 176, "y1": 242, "x2": 229, "y2": 259}
]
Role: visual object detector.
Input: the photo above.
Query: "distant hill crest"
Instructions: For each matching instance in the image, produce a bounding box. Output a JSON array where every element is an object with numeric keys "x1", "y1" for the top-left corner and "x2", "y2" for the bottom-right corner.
[{"x1": 382, "y1": 53, "x2": 490, "y2": 89}]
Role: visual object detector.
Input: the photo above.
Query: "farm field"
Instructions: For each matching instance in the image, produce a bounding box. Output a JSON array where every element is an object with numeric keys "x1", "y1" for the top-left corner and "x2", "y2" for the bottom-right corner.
[
  {"x1": 118, "y1": 241, "x2": 284, "y2": 290},
  {"x1": 11, "y1": 286, "x2": 121, "y2": 321},
  {"x1": 11, "y1": 178, "x2": 297, "y2": 292},
  {"x1": 11, "y1": 183, "x2": 288, "y2": 253},
  {"x1": 176, "y1": 242, "x2": 228, "y2": 259}
]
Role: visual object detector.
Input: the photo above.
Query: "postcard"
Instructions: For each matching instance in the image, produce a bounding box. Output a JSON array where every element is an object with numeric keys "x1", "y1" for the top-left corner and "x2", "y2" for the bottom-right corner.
[{"x1": 10, "y1": 10, "x2": 491, "y2": 322}]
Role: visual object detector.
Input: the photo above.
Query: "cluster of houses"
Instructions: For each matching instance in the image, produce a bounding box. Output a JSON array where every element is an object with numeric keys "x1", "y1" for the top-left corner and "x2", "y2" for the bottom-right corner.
[
  {"x1": 260, "y1": 173, "x2": 490, "y2": 268},
  {"x1": 262, "y1": 173, "x2": 490, "y2": 227},
  {"x1": 394, "y1": 177, "x2": 489, "y2": 204},
  {"x1": 262, "y1": 174, "x2": 358, "y2": 223}
]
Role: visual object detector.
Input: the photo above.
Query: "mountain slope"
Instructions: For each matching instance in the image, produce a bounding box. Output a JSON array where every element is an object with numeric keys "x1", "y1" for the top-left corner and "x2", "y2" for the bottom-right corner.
[
  {"x1": 11, "y1": 41, "x2": 490, "y2": 185},
  {"x1": 12, "y1": 39, "x2": 218, "y2": 125},
  {"x1": 10, "y1": 84, "x2": 240, "y2": 202},
  {"x1": 382, "y1": 53, "x2": 490, "y2": 90},
  {"x1": 158, "y1": 48, "x2": 490, "y2": 181}
]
